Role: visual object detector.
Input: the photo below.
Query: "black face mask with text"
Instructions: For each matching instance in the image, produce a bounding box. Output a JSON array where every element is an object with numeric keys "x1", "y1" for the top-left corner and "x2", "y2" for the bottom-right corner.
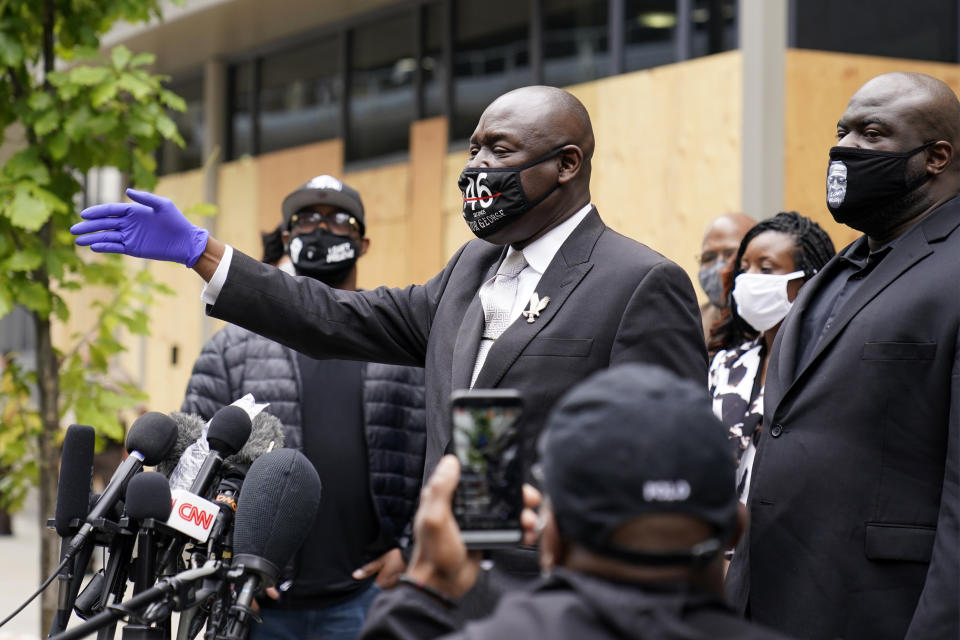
[
  {"x1": 458, "y1": 147, "x2": 563, "y2": 239},
  {"x1": 287, "y1": 228, "x2": 359, "y2": 286},
  {"x1": 826, "y1": 142, "x2": 933, "y2": 232}
]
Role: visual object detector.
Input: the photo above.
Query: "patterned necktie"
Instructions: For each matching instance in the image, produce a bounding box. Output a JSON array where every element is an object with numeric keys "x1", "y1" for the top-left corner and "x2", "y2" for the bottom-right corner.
[{"x1": 471, "y1": 250, "x2": 528, "y2": 387}]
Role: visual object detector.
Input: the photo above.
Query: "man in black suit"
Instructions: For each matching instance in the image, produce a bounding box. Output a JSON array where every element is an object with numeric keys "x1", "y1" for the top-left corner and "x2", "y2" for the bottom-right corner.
[
  {"x1": 71, "y1": 86, "x2": 707, "y2": 483},
  {"x1": 726, "y1": 72, "x2": 960, "y2": 639}
]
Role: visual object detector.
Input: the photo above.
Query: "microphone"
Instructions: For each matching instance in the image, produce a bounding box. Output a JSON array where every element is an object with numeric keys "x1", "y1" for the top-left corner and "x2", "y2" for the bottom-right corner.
[
  {"x1": 54, "y1": 425, "x2": 95, "y2": 536},
  {"x1": 159, "y1": 410, "x2": 285, "y2": 478},
  {"x1": 232, "y1": 410, "x2": 285, "y2": 468},
  {"x1": 65, "y1": 412, "x2": 177, "y2": 559},
  {"x1": 125, "y1": 472, "x2": 173, "y2": 522},
  {"x1": 69, "y1": 473, "x2": 174, "y2": 633},
  {"x1": 127, "y1": 471, "x2": 175, "y2": 594},
  {"x1": 217, "y1": 449, "x2": 321, "y2": 640},
  {"x1": 197, "y1": 410, "x2": 285, "y2": 552},
  {"x1": 162, "y1": 407, "x2": 250, "y2": 554},
  {"x1": 155, "y1": 408, "x2": 283, "y2": 577},
  {"x1": 50, "y1": 562, "x2": 222, "y2": 640},
  {"x1": 189, "y1": 406, "x2": 252, "y2": 497},
  {"x1": 156, "y1": 412, "x2": 206, "y2": 478},
  {"x1": 49, "y1": 425, "x2": 96, "y2": 637}
]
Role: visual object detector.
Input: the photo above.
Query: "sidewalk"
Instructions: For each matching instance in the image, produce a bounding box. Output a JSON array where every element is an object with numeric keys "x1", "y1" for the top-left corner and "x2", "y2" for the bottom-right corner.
[
  {"x1": 0, "y1": 489, "x2": 41, "y2": 640},
  {"x1": 0, "y1": 492, "x2": 184, "y2": 640}
]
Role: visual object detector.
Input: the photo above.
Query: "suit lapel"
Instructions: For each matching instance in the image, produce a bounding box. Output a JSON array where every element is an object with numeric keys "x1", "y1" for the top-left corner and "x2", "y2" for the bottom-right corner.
[
  {"x1": 785, "y1": 228, "x2": 933, "y2": 395},
  {"x1": 773, "y1": 251, "x2": 852, "y2": 393},
  {"x1": 471, "y1": 210, "x2": 602, "y2": 389},
  {"x1": 450, "y1": 250, "x2": 504, "y2": 391}
]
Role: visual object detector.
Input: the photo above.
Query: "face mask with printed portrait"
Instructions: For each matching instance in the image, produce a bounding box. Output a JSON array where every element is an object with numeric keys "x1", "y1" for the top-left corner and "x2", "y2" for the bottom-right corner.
[{"x1": 825, "y1": 143, "x2": 933, "y2": 231}]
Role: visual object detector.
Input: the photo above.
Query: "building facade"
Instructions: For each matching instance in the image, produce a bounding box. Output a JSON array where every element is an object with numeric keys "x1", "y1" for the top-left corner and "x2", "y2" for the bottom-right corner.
[{"x1": 48, "y1": 0, "x2": 960, "y2": 412}]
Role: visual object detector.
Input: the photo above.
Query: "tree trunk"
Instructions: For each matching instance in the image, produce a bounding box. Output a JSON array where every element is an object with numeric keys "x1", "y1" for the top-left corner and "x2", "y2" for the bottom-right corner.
[
  {"x1": 38, "y1": 3, "x2": 59, "y2": 633},
  {"x1": 36, "y1": 310, "x2": 60, "y2": 637},
  {"x1": 0, "y1": 507, "x2": 12, "y2": 535}
]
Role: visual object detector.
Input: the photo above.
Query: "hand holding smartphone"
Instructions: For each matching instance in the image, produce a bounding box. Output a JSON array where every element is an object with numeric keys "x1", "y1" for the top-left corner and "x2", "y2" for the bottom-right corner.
[{"x1": 450, "y1": 389, "x2": 524, "y2": 549}]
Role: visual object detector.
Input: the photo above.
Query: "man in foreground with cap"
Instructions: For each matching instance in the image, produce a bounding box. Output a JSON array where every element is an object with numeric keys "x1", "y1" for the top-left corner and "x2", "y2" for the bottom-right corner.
[
  {"x1": 181, "y1": 176, "x2": 427, "y2": 640},
  {"x1": 360, "y1": 364, "x2": 790, "y2": 640}
]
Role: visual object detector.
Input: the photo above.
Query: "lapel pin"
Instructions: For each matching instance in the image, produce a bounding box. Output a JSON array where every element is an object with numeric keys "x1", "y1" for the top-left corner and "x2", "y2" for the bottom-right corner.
[{"x1": 522, "y1": 292, "x2": 550, "y2": 323}]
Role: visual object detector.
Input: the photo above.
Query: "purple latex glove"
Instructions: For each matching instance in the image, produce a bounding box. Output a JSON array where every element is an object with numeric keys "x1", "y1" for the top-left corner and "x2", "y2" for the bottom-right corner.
[{"x1": 71, "y1": 188, "x2": 209, "y2": 267}]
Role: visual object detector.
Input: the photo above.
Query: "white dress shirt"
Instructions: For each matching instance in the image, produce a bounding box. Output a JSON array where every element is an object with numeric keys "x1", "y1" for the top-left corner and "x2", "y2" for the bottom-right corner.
[
  {"x1": 498, "y1": 203, "x2": 593, "y2": 323},
  {"x1": 200, "y1": 244, "x2": 233, "y2": 305}
]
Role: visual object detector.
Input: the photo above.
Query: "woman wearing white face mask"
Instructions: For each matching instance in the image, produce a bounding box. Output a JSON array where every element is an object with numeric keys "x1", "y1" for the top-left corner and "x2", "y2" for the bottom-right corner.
[{"x1": 707, "y1": 212, "x2": 835, "y2": 504}]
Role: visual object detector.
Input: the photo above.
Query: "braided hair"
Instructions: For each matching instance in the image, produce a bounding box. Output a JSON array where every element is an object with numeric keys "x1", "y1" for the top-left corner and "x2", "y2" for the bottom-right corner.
[{"x1": 707, "y1": 211, "x2": 836, "y2": 355}]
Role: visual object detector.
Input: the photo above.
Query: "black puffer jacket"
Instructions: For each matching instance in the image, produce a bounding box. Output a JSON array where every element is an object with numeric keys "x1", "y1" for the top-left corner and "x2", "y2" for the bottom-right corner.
[{"x1": 181, "y1": 323, "x2": 426, "y2": 545}]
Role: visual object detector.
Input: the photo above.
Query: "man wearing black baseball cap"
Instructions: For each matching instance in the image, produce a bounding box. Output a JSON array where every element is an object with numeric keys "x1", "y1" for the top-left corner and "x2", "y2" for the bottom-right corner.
[
  {"x1": 182, "y1": 175, "x2": 426, "y2": 640},
  {"x1": 280, "y1": 174, "x2": 368, "y2": 288},
  {"x1": 361, "y1": 364, "x2": 791, "y2": 639}
]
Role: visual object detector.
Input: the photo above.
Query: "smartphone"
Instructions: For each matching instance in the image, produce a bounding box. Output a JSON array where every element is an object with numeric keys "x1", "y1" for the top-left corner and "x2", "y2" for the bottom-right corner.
[{"x1": 450, "y1": 389, "x2": 524, "y2": 548}]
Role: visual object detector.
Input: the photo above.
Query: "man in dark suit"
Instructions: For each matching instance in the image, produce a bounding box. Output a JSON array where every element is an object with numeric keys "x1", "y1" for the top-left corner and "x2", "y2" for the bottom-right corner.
[
  {"x1": 726, "y1": 72, "x2": 960, "y2": 640},
  {"x1": 71, "y1": 86, "x2": 707, "y2": 483}
]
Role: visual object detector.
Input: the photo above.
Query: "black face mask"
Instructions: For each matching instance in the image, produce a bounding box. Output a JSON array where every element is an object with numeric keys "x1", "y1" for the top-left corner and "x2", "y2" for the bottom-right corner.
[
  {"x1": 458, "y1": 147, "x2": 563, "y2": 239},
  {"x1": 287, "y1": 228, "x2": 359, "y2": 285},
  {"x1": 826, "y1": 142, "x2": 933, "y2": 231}
]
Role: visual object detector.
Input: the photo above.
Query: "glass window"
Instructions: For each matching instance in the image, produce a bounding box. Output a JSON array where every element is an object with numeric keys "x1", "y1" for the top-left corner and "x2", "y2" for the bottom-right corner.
[
  {"x1": 227, "y1": 62, "x2": 254, "y2": 160},
  {"x1": 157, "y1": 75, "x2": 204, "y2": 175},
  {"x1": 422, "y1": 2, "x2": 445, "y2": 118},
  {"x1": 543, "y1": 0, "x2": 609, "y2": 87},
  {"x1": 624, "y1": 0, "x2": 678, "y2": 72},
  {"x1": 691, "y1": 0, "x2": 736, "y2": 58},
  {"x1": 792, "y1": 0, "x2": 956, "y2": 63},
  {"x1": 260, "y1": 38, "x2": 342, "y2": 155},
  {"x1": 347, "y1": 13, "x2": 416, "y2": 162},
  {"x1": 452, "y1": 0, "x2": 531, "y2": 140}
]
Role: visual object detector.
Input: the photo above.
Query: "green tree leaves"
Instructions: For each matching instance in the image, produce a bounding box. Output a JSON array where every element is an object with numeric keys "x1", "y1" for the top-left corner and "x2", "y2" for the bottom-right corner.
[
  {"x1": 0, "y1": 31, "x2": 25, "y2": 67},
  {"x1": 0, "y1": 0, "x2": 187, "y2": 524}
]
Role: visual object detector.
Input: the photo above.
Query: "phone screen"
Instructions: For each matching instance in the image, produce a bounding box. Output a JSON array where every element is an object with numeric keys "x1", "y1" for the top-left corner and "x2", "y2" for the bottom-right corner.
[{"x1": 451, "y1": 391, "x2": 524, "y2": 547}]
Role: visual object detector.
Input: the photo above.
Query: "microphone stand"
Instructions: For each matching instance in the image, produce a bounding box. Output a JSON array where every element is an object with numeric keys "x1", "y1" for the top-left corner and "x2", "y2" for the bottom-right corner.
[
  {"x1": 48, "y1": 518, "x2": 96, "y2": 637},
  {"x1": 123, "y1": 519, "x2": 167, "y2": 640},
  {"x1": 49, "y1": 563, "x2": 221, "y2": 640},
  {"x1": 95, "y1": 520, "x2": 138, "y2": 640}
]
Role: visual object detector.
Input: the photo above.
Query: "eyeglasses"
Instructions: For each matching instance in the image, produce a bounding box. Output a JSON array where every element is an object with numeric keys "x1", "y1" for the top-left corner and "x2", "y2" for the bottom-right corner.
[
  {"x1": 290, "y1": 210, "x2": 361, "y2": 236},
  {"x1": 696, "y1": 247, "x2": 737, "y2": 266}
]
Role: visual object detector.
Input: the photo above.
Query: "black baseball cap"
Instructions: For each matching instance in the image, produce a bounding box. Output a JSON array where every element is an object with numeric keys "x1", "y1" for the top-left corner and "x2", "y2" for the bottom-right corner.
[
  {"x1": 538, "y1": 363, "x2": 738, "y2": 566},
  {"x1": 281, "y1": 175, "x2": 365, "y2": 235}
]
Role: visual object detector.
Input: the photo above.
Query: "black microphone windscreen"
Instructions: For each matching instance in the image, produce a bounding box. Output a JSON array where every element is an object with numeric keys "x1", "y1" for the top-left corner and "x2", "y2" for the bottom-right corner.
[
  {"x1": 54, "y1": 425, "x2": 96, "y2": 536},
  {"x1": 126, "y1": 412, "x2": 178, "y2": 466},
  {"x1": 233, "y1": 449, "x2": 320, "y2": 578},
  {"x1": 158, "y1": 412, "x2": 207, "y2": 476},
  {"x1": 230, "y1": 411, "x2": 285, "y2": 467},
  {"x1": 125, "y1": 472, "x2": 173, "y2": 521},
  {"x1": 207, "y1": 406, "x2": 252, "y2": 456}
]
